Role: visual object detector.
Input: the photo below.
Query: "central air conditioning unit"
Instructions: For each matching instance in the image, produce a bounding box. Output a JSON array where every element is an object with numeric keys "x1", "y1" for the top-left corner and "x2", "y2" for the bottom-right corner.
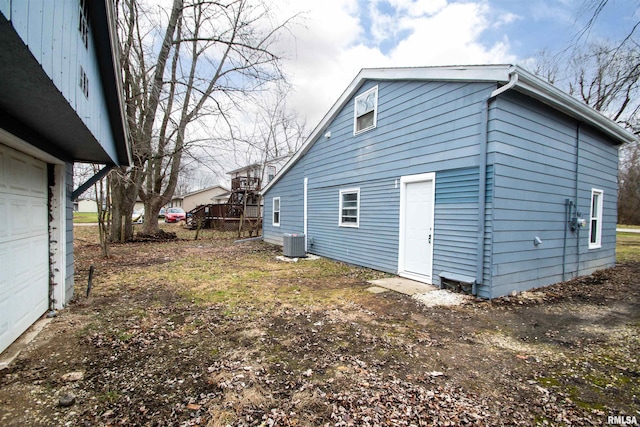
[{"x1": 283, "y1": 233, "x2": 306, "y2": 257}]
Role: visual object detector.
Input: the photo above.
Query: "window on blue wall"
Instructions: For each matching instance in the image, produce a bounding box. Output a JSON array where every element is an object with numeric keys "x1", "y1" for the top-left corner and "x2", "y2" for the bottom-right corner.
[
  {"x1": 273, "y1": 197, "x2": 280, "y2": 227},
  {"x1": 589, "y1": 189, "x2": 603, "y2": 249},
  {"x1": 339, "y1": 188, "x2": 360, "y2": 227},
  {"x1": 79, "y1": 66, "x2": 89, "y2": 98},
  {"x1": 79, "y1": 0, "x2": 89, "y2": 49},
  {"x1": 354, "y1": 86, "x2": 378, "y2": 134}
]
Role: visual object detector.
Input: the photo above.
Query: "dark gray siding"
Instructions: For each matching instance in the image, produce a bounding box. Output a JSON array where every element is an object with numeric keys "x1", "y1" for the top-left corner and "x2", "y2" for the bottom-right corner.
[
  {"x1": 65, "y1": 162, "x2": 74, "y2": 302},
  {"x1": 264, "y1": 80, "x2": 495, "y2": 281},
  {"x1": 488, "y1": 92, "x2": 618, "y2": 297}
]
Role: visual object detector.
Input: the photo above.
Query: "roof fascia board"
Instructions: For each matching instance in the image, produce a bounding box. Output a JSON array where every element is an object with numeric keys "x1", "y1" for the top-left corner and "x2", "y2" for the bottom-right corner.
[
  {"x1": 262, "y1": 64, "x2": 636, "y2": 194},
  {"x1": 359, "y1": 65, "x2": 512, "y2": 83},
  {"x1": 263, "y1": 66, "x2": 514, "y2": 194},
  {"x1": 87, "y1": 0, "x2": 132, "y2": 166},
  {"x1": 183, "y1": 185, "x2": 229, "y2": 198},
  {"x1": 262, "y1": 74, "x2": 368, "y2": 194},
  {"x1": 512, "y1": 66, "x2": 636, "y2": 145}
]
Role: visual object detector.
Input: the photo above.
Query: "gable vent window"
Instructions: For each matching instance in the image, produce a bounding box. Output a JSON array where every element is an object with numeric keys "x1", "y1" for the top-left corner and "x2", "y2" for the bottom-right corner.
[
  {"x1": 79, "y1": 0, "x2": 89, "y2": 49},
  {"x1": 354, "y1": 86, "x2": 378, "y2": 134},
  {"x1": 79, "y1": 66, "x2": 89, "y2": 99}
]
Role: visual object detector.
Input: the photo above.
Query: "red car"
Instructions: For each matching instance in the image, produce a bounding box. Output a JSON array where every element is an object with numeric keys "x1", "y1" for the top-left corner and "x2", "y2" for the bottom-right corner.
[{"x1": 164, "y1": 207, "x2": 186, "y2": 223}]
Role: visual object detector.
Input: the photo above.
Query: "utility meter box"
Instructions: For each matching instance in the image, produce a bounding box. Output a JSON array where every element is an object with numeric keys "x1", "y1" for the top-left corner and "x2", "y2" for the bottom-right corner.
[{"x1": 283, "y1": 233, "x2": 306, "y2": 257}]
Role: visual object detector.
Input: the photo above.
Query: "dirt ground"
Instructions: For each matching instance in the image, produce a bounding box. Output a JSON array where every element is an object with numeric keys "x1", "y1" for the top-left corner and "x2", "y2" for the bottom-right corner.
[{"x1": 0, "y1": 225, "x2": 639, "y2": 426}]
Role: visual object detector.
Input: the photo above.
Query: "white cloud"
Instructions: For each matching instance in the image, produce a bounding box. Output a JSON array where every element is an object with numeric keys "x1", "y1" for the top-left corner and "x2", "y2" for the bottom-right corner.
[
  {"x1": 276, "y1": 0, "x2": 517, "y2": 126},
  {"x1": 390, "y1": 2, "x2": 516, "y2": 66}
]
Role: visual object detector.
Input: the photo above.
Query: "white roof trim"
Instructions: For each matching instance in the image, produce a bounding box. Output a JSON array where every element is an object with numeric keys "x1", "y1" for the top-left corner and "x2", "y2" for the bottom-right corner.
[{"x1": 262, "y1": 64, "x2": 636, "y2": 195}]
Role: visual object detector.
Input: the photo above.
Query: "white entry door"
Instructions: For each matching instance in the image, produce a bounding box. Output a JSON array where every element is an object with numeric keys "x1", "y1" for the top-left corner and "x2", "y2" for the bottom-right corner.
[
  {"x1": 398, "y1": 173, "x2": 435, "y2": 283},
  {"x1": 0, "y1": 143, "x2": 49, "y2": 354}
]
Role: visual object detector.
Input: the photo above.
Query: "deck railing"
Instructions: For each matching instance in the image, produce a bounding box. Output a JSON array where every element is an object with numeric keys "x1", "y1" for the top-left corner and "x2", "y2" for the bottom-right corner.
[{"x1": 231, "y1": 176, "x2": 261, "y2": 191}]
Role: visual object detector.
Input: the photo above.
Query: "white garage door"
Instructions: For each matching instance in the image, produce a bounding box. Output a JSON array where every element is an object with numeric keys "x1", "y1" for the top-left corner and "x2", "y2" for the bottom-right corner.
[{"x1": 0, "y1": 143, "x2": 49, "y2": 354}]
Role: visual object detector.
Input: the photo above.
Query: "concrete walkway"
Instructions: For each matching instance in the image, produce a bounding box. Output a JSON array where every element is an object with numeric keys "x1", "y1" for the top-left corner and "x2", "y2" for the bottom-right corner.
[
  {"x1": 0, "y1": 318, "x2": 52, "y2": 370},
  {"x1": 367, "y1": 277, "x2": 437, "y2": 295},
  {"x1": 617, "y1": 228, "x2": 640, "y2": 233}
]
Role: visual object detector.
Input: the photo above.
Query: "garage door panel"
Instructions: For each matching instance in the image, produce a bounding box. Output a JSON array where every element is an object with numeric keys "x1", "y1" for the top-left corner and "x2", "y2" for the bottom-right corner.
[
  {"x1": 8, "y1": 154, "x2": 30, "y2": 193},
  {"x1": 2, "y1": 150, "x2": 46, "y2": 196},
  {"x1": 29, "y1": 163, "x2": 47, "y2": 196},
  {"x1": 0, "y1": 299, "x2": 8, "y2": 337},
  {"x1": 0, "y1": 197, "x2": 47, "y2": 243},
  {"x1": 0, "y1": 143, "x2": 49, "y2": 354},
  {"x1": 31, "y1": 199, "x2": 48, "y2": 231},
  {"x1": 0, "y1": 149, "x2": 5, "y2": 190},
  {"x1": 0, "y1": 199, "x2": 6, "y2": 239},
  {"x1": 9, "y1": 197, "x2": 30, "y2": 239}
]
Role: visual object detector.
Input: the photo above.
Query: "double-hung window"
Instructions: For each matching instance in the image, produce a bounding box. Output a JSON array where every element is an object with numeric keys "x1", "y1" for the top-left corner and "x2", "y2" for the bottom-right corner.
[
  {"x1": 589, "y1": 189, "x2": 603, "y2": 249},
  {"x1": 339, "y1": 188, "x2": 360, "y2": 227},
  {"x1": 272, "y1": 197, "x2": 280, "y2": 227},
  {"x1": 354, "y1": 86, "x2": 378, "y2": 134}
]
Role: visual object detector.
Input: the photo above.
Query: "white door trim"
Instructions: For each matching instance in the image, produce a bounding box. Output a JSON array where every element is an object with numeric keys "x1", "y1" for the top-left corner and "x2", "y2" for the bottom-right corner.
[{"x1": 398, "y1": 172, "x2": 436, "y2": 284}]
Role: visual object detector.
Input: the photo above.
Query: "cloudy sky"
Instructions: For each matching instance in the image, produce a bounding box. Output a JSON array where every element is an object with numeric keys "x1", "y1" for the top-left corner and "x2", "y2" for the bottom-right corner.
[{"x1": 272, "y1": 0, "x2": 638, "y2": 126}]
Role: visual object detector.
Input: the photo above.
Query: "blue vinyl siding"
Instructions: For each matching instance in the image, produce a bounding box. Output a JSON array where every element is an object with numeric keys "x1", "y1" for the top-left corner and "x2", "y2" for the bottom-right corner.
[
  {"x1": 433, "y1": 168, "x2": 479, "y2": 286},
  {"x1": 488, "y1": 92, "x2": 618, "y2": 297},
  {"x1": 263, "y1": 167, "x2": 305, "y2": 245},
  {"x1": 264, "y1": 78, "x2": 621, "y2": 299},
  {"x1": 65, "y1": 162, "x2": 74, "y2": 302},
  {"x1": 306, "y1": 178, "x2": 400, "y2": 273},
  {"x1": 2, "y1": 0, "x2": 119, "y2": 162},
  {"x1": 264, "y1": 80, "x2": 495, "y2": 281},
  {"x1": 575, "y1": 126, "x2": 618, "y2": 271}
]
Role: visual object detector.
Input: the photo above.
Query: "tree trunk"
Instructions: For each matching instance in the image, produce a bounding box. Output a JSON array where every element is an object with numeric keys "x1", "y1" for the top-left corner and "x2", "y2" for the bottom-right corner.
[{"x1": 109, "y1": 167, "x2": 142, "y2": 242}]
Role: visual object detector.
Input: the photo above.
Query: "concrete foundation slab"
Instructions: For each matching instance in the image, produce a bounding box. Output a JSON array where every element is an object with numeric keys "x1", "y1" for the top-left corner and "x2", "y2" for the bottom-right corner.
[{"x1": 367, "y1": 277, "x2": 437, "y2": 295}]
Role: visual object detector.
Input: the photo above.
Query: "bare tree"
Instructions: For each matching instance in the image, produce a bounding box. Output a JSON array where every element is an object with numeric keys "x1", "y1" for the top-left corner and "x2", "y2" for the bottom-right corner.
[
  {"x1": 112, "y1": 0, "x2": 296, "y2": 240},
  {"x1": 530, "y1": 1, "x2": 640, "y2": 223},
  {"x1": 566, "y1": 41, "x2": 640, "y2": 130}
]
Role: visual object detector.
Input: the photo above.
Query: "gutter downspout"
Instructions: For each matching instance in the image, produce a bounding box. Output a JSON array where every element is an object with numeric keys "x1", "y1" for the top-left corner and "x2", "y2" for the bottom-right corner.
[
  {"x1": 575, "y1": 122, "x2": 582, "y2": 277},
  {"x1": 476, "y1": 70, "x2": 518, "y2": 296}
]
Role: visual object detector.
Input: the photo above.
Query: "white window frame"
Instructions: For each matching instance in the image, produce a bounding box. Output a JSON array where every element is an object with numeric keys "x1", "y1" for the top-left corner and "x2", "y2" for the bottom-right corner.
[
  {"x1": 272, "y1": 197, "x2": 280, "y2": 227},
  {"x1": 589, "y1": 189, "x2": 603, "y2": 249},
  {"x1": 353, "y1": 86, "x2": 378, "y2": 134},
  {"x1": 339, "y1": 188, "x2": 360, "y2": 228},
  {"x1": 267, "y1": 165, "x2": 276, "y2": 183}
]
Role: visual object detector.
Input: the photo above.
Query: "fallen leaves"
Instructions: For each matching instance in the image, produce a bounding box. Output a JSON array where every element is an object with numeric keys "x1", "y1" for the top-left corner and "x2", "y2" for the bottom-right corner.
[{"x1": 1, "y1": 234, "x2": 638, "y2": 426}]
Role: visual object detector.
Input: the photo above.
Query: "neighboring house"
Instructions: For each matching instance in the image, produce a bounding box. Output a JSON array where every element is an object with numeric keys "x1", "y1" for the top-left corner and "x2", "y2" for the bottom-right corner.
[
  {"x1": 212, "y1": 191, "x2": 231, "y2": 205},
  {"x1": 0, "y1": 0, "x2": 130, "y2": 353},
  {"x1": 170, "y1": 195, "x2": 183, "y2": 209},
  {"x1": 132, "y1": 197, "x2": 144, "y2": 212},
  {"x1": 179, "y1": 185, "x2": 230, "y2": 212},
  {"x1": 74, "y1": 198, "x2": 98, "y2": 213},
  {"x1": 227, "y1": 155, "x2": 291, "y2": 190},
  {"x1": 262, "y1": 65, "x2": 636, "y2": 299}
]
